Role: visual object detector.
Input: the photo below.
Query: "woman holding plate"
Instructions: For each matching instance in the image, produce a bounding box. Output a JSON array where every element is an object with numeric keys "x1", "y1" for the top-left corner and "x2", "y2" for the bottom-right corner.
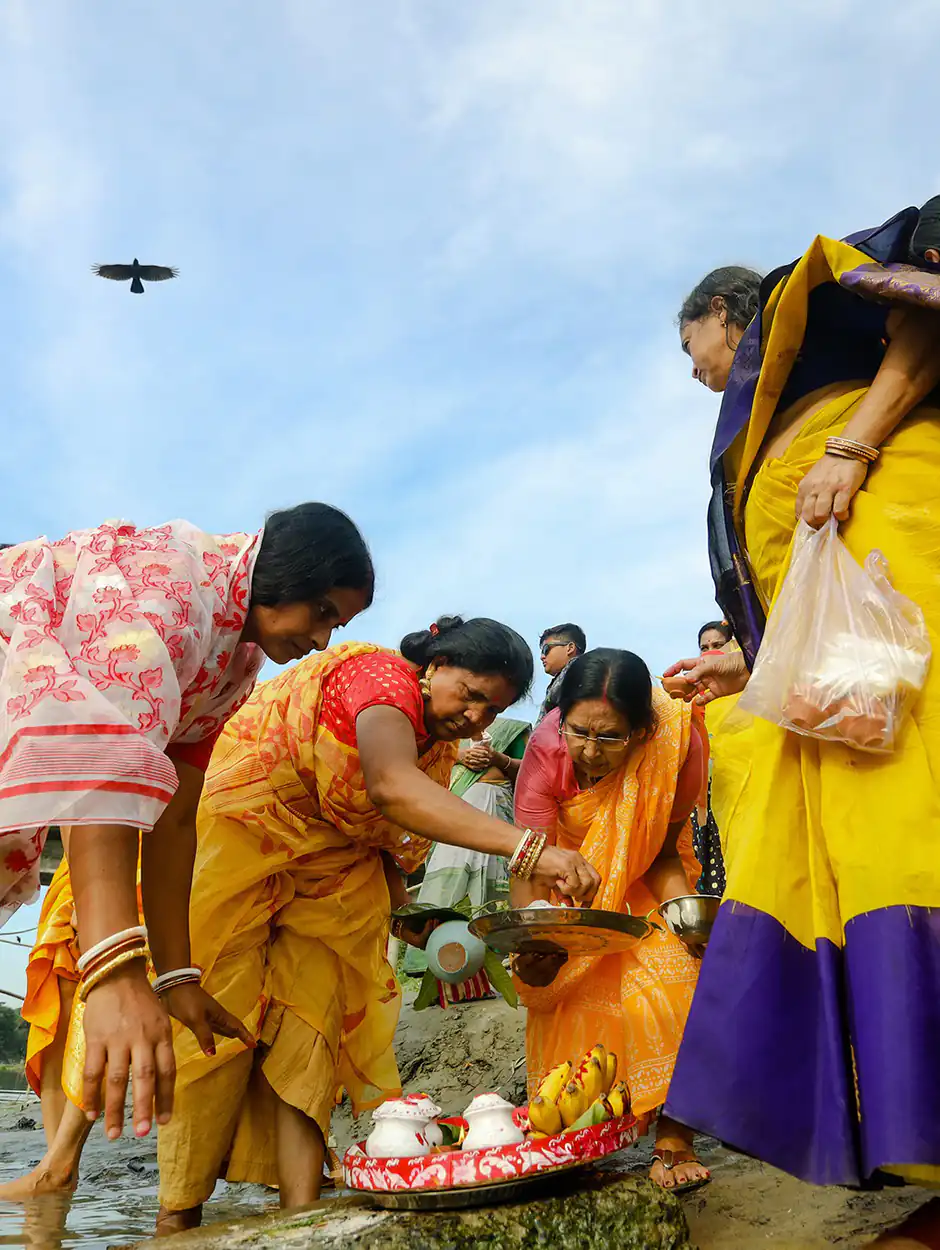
[{"x1": 510, "y1": 648, "x2": 709, "y2": 1192}]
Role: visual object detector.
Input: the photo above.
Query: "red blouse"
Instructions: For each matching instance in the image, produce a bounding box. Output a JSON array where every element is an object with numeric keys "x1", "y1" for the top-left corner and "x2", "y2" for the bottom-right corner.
[{"x1": 319, "y1": 652, "x2": 427, "y2": 747}]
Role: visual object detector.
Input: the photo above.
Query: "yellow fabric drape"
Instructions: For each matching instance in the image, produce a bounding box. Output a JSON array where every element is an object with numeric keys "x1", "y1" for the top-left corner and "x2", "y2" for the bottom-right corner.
[
  {"x1": 702, "y1": 695, "x2": 753, "y2": 876},
  {"x1": 157, "y1": 642, "x2": 455, "y2": 1210},
  {"x1": 23, "y1": 859, "x2": 79, "y2": 1098},
  {"x1": 519, "y1": 690, "x2": 700, "y2": 1118}
]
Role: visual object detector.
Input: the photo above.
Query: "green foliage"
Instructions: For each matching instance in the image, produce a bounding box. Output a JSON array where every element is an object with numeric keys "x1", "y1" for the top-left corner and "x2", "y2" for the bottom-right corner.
[{"x1": 0, "y1": 1003, "x2": 28, "y2": 1064}]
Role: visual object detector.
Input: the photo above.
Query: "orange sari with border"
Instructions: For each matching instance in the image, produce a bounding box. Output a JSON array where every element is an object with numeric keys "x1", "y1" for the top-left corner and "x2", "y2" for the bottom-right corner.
[
  {"x1": 517, "y1": 689, "x2": 701, "y2": 1119},
  {"x1": 157, "y1": 642, "x2": 456, "y2": 1209}
]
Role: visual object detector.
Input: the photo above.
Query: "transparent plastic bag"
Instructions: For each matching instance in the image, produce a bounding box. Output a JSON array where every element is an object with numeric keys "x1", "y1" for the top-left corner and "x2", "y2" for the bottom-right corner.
[{"x1": 738, "y1": 518, "x2": 931, "y2": 753}]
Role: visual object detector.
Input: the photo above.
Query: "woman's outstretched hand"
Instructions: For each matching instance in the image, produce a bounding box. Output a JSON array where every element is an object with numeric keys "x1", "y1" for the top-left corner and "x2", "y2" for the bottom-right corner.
[
  {"x1": 532, "y1": 846, "x2": 600, "y2": 905},
  {"x1": 795, "y1": 454, "x2": 868, "y2": 528},
  {"x1": 662, "y1": 650, "x2": 749, "y2": 705},
  {"x1": 162, "y1": 982, "x2": 256, "y2": 1057},
  {"x1": 82, "y1": 962, "x2": 175, "y2": 1140}
]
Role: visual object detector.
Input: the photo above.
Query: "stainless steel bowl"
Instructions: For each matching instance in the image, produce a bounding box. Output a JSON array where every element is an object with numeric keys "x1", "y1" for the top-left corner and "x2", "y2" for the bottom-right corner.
[{"x1": 656, "y1": 894, "x2": 722, "y2": 947}]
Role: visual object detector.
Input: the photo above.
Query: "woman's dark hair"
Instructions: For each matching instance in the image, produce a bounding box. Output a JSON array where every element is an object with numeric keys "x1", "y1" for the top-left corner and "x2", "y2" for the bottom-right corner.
[
  {"x1": 557, "y1": 648, "x2": 655, "y2": 736},
  {"x1": 909, "y1": 194, "x2": 940, "y2": 264},
  {"x1": 678, "y1": 266, "x2": 762, "y2": 332},
  {"x1": 400, "y1": 616, "x2": 534, "y2": 700},
  {"x1": 698, "y1": 620, "x2": 732, "y2": 648},
  {"x1": 249, "y1": 502, "x2": 375, "y2": 608}
]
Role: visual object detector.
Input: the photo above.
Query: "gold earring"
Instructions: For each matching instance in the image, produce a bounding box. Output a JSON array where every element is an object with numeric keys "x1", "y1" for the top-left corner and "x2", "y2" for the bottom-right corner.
[{"x1": 419, "y1": 675, "x2": 432, "y2": 700}]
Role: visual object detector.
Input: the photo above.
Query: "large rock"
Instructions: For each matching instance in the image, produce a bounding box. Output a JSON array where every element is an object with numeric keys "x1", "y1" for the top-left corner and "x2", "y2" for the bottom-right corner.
[{"x1": 132, "y1": 1174, "x2": 692, "y2": 1249}]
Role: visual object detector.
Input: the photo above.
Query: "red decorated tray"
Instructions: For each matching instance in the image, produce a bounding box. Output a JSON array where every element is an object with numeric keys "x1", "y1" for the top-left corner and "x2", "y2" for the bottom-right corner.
[{"x1": 344, "y1": 1114, "x2": 638, "y2": 1205}]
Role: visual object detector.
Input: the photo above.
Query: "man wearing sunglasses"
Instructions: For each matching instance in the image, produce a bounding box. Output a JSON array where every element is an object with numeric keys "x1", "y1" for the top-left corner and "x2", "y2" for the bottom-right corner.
[{"x1": 536, "y1": 623, "x2": 586, "y2": 723}]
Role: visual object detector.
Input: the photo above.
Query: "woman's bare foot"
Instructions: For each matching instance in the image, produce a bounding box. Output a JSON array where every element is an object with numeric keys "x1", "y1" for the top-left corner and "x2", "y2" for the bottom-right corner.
[
  {"x1": 155, "y1": 1205, "x2": 203, "y2": 1236},
  {"x1": 649, "y1": 1116, "x2": 710, "y2": 1192},
  {"x1": 871, "y1": 1199, "x2": 940, "y2": 1248},
  {"x1": 0, "y1": 1161, "x2": 78, "y2": 1201}
]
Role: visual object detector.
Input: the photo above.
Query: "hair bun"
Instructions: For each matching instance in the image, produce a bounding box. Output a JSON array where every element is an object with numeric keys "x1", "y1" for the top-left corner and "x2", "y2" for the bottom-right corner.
[{"x1": 432, "y1": 615, "x2": 463, "y2": 637}]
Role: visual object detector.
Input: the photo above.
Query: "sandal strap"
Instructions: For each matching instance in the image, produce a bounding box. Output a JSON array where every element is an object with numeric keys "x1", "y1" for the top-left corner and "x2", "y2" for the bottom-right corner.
[{"x1": 651, "y1": 1147, "x2": 701, "y2": 1170}]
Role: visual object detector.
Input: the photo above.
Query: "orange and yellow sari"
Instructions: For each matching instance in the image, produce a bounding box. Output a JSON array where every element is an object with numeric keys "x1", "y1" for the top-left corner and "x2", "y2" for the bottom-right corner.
[
  {"x1": 157, "y1": 642, "x2": 455, "y2": 1211},
  {"x1": 22, "y1": 859, "x2": 80, "y2": 1099},
  {"x1": 515, "y1": 690, "x2": 701, "y2": 1120}
]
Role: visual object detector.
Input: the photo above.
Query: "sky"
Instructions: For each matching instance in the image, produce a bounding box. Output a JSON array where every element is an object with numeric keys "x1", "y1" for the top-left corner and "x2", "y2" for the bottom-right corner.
[{"x1": 0, "y1": 0, "x2": 938, "y2": 992}]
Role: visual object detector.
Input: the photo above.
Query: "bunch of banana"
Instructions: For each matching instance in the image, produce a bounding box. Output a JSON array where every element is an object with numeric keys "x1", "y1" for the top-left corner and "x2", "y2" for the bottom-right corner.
[{"x1": 528, "y1": 1043, "x2": 630, "y2": 1137}]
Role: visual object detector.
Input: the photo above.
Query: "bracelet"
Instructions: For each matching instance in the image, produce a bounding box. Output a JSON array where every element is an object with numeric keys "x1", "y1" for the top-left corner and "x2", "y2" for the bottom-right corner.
[
  {"x1": 77, "y1": 925, "x2": 148, "y2": 975},
  {"x1": 825, "y1": 436, "x2": 880, "y2": 464},
  {"x1": 78, "y1": 946, "x2": 150, "y2": 1002},
  {"x1": 153, "y1": 967, "x2": 202, "y2": 995},
  {"x1": 508, "y1": 830, "x2": 536, "y2": 875},
  {"x1": 509, "y1": 830, "x2": 547, "y2": 881},
  {"x1": 79, "y1": 937, "x2": 149, "y2": 980}
]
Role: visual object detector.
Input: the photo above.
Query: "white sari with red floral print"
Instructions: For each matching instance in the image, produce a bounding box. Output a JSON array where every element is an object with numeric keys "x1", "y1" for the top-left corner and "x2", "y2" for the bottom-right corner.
[{"x1": 0, "y1": 520, "x2": 265, "y2": 920}]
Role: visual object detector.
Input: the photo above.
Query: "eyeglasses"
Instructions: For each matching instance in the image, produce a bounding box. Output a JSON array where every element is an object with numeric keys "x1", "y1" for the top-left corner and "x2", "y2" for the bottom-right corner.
[
  {"x1": 558, "y1": 725, "x2": 632, "y2": 752},
  {"x1": 540, "y1": 641, "x2": 566, "y2": 658}
]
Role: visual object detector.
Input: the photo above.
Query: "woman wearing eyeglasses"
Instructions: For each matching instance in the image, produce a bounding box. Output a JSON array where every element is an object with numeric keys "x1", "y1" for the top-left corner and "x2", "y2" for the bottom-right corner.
[{"x1": 511, "y1": 648, "x2": 710, "y2": 1192}]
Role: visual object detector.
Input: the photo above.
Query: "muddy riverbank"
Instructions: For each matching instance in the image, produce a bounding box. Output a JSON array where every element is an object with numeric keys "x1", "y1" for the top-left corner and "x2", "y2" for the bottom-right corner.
[{"x1": 0, "y1": 996, "x2": 928, "y2": 1248}]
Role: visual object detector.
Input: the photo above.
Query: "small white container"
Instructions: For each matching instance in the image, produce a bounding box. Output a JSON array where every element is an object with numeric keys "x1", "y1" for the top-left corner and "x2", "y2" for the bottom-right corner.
[
  {"x1": 365, "y1": 1096, "x2": 439, "y2": 1159},
  {"x1": 461, "y1": 1093, "x2": 525, "y2": 1151}
]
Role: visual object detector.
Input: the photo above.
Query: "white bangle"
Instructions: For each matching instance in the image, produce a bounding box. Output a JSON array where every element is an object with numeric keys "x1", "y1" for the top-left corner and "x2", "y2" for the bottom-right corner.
[
  {"x1": 153, "y1": 967, "x2": 202, "y2": 994},
  {"x1": 77, "y1": 926, "x2": 148, "y2": 975}
]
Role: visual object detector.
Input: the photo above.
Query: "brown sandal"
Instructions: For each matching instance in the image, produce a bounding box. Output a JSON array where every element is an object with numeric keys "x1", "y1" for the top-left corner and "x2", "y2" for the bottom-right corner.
[{"x1": 650, "y1": 1147, "x2": 711, "y2": 1194}]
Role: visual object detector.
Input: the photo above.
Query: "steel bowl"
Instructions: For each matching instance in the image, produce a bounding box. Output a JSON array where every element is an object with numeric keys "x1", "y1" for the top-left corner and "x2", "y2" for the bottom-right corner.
[{"x1": 656, "y1": 894, "x2": 722, "y2": 947}]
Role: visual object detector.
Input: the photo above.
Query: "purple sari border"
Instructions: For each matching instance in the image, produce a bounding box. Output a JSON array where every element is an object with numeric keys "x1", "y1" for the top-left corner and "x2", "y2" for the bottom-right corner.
[{"x1": 665, "y1": 902, "x2": 940, "y2": 1187}]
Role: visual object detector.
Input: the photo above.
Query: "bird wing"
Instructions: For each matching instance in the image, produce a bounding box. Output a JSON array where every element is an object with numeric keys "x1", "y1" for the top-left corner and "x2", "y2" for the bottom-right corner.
[
  {"x1": 92, "y1": 263, "x2": 135, "y2": 281},
  {"x1": 136, "y1": 265, "x2": 179, "y2": 282}
]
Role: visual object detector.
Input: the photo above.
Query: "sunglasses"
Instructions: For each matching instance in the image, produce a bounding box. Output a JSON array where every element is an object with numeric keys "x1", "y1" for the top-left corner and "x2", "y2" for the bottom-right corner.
[{"x1": 540, "y1": 641, "x2": 567, "y2": 658}]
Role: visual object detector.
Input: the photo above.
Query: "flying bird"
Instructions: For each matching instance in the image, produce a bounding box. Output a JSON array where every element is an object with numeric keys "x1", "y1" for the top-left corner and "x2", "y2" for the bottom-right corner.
[{"x1": 92, "y1": 258, "x2": 179, "y2": 294}]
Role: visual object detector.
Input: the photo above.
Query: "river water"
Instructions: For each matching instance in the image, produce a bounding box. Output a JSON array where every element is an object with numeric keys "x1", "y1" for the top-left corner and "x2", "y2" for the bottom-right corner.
[{"x1": 0, "y1": 1090, "x2": 279, "y2": 1248}]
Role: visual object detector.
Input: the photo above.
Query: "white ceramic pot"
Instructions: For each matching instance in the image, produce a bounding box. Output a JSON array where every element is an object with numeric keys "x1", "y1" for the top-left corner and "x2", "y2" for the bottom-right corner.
[
  {"x1": 461, "y1": 1093, "x2": 525, "y2": 1151},
  {"x1": 425, "y1": 920, "x2": 487, "y2": 985},
  {"x1": 365, "y1": 1096, "x2": 439, "y2": 1158}
]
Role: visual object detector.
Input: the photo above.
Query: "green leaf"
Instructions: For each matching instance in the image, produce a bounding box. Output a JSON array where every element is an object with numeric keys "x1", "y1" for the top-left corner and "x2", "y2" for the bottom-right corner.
[
  {"x1": 484, "y1": 950, "x2": 518, "y2": 1009},
  {"x1": 413, "y1": 970, "x2": 440, "y2": 1012}
]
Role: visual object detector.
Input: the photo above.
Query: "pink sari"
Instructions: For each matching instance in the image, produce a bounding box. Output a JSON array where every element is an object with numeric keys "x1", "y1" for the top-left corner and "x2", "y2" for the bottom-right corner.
[{"x1": 0, "y1": 520, "x2": 265, "y2": 919}]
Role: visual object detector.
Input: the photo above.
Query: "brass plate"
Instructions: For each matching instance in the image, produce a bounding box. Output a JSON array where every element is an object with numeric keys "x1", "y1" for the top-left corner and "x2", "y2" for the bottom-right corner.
[{"x1": 468, "y1": 907, "x2": 658, "y2": 957}]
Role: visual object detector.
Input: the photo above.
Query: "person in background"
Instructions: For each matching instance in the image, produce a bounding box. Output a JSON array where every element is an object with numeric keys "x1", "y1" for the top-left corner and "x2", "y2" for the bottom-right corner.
[
  {"x1": 697, "y1": 621, "x2": 732, "y2": 655},
  {"x1": 402, "y1": 715, "x2": 531, "y2": 1004},
  {"x1": 687, "y1": 621, "x2": 734, "y2": 896},
  {"x1": 537, "y1": 623, "x2": 586, "y2": 722}
]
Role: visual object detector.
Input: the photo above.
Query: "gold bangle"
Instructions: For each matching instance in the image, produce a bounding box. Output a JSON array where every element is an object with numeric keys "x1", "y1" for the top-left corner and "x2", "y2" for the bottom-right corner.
[
  {"x1": 825, "y1": 436, "x2": 879, "y2": 464},
  {"x1": 78, "y1": 946, "x2": 150, "y2": 1002},
  {"x1": 519, "y1": 832, "x2": 547, "y2": 881},
  {"x1": 79, "y1": 938, "x2": 148, "y2": 980}
]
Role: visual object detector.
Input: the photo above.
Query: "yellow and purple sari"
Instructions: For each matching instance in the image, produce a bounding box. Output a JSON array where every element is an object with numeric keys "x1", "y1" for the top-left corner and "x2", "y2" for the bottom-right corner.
[{"x1": 666, "y1": 216, "x2": 940, "y2": 1187}]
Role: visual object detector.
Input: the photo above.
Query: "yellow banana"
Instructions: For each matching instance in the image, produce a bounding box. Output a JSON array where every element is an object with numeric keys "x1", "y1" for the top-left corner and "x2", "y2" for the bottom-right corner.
[
  {"x1": 536, "y1": 1059, "x2": 572, "y2": 1105},
  {"x1": 573, "y1": 1055, "x2": 605, "y2": 1106},
  {"x1": 587, "y1": 1042, "x2": 607, "y2": 1072},
  {"x1": 605, "y1": 1080, "x2": 631, "y2": 1119},
  {"x1": 527, "y1": 1095, "x2": 563, "y2": 1136},
  {"x1": 558, "y1": 1081, "x2": 589, "y2": 1128},
  {"x1": 603, "y1": 1052, "x2": 617, "y2": 1094}
]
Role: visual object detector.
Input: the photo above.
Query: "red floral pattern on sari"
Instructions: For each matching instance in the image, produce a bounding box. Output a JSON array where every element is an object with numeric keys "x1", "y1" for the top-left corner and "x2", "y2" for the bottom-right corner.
[{"x1": 0, "y1": 520, "x2": 265, "y2": 920}]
